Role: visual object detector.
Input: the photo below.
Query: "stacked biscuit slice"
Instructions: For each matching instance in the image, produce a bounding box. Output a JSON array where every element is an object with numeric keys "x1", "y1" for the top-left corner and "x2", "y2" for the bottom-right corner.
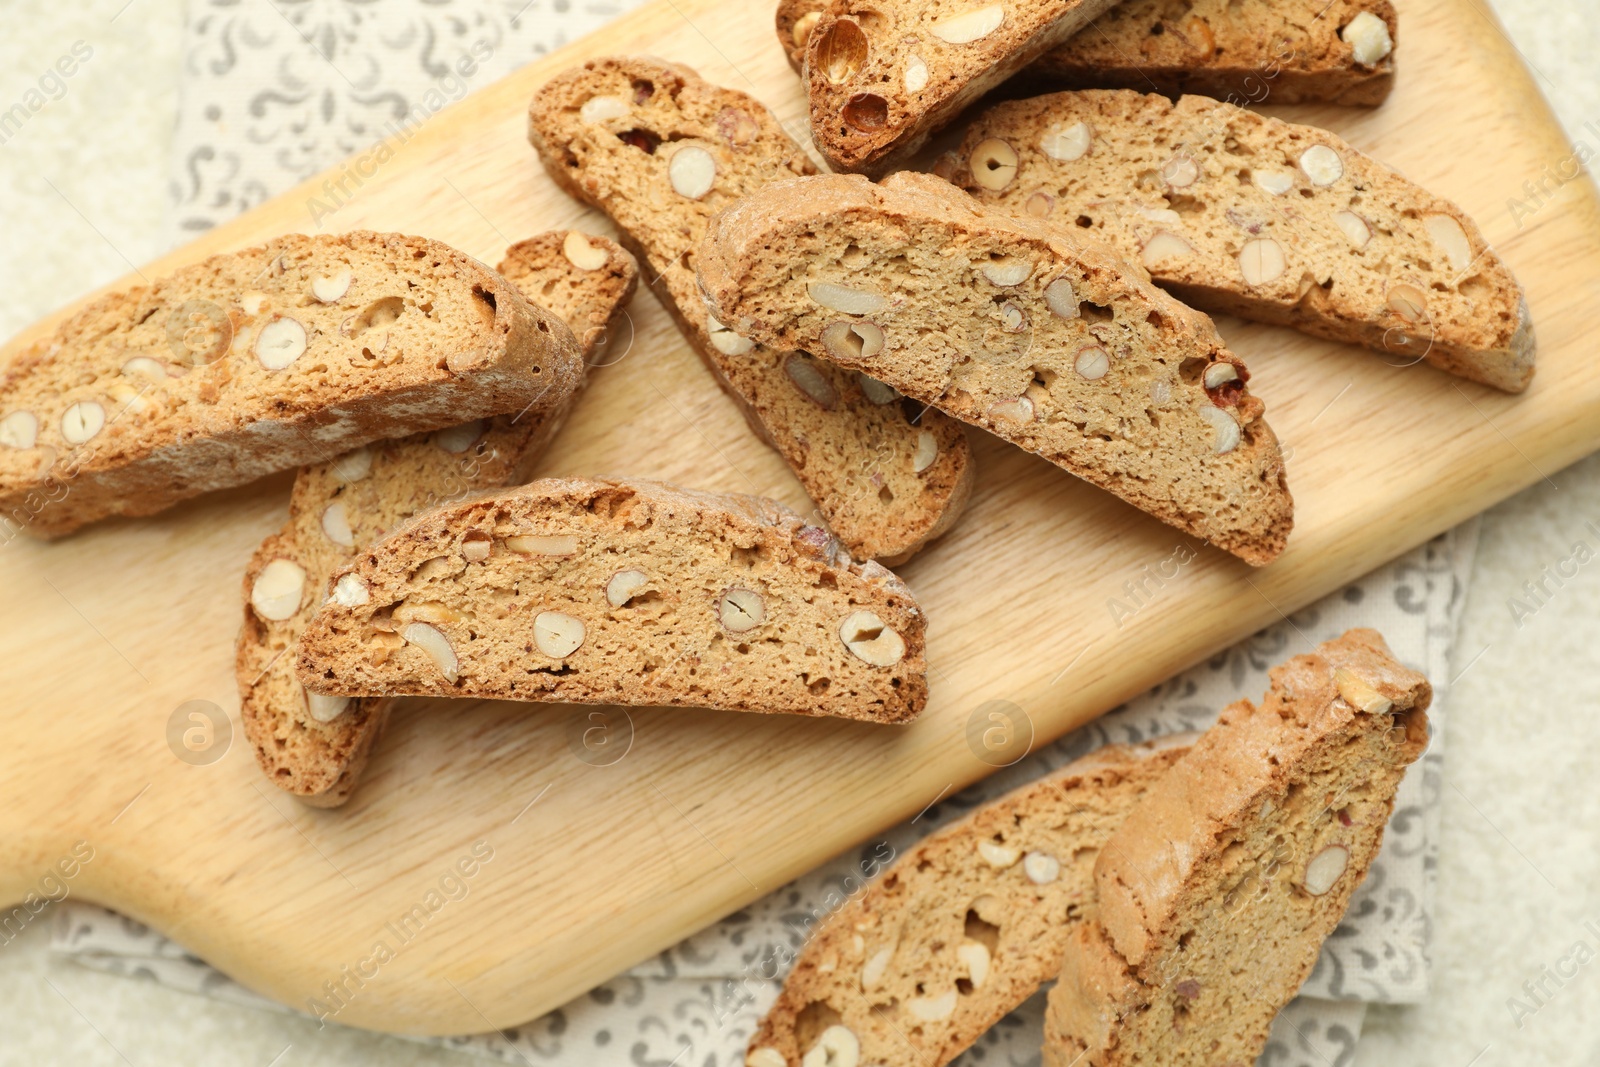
[
  {"x1": 0, "y1": 0, "x2": 1509, "y2": 1057},
  {"x1": 748, "y1": 629, "x2": 1432, "y2": 1067}
]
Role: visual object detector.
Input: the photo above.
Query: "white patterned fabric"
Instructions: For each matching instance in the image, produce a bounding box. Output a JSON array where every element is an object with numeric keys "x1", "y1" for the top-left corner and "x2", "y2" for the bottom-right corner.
[
  {"x1": 51, "y1": 3, "x2": 1480, "y2": 1065},
  {"x1": 166, "y1": 0, "x2": 641, "y2": 240}
]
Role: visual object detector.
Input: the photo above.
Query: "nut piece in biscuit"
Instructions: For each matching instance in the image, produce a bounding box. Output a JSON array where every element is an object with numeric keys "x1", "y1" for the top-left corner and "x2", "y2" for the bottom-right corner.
[
  {"x1": 978, "y1": 839, "x2": 1020, "y2": 868},
  {"x1": 402, "y1": 622, "x2": 459, "y2": 683},
  {"x1": 708, "y1": 314, "x2": 756, "y2": 356},
  {"x1": 929, "y1": 4, "x2": 1004, "y2": 44},
  {"x1": 808, "y1": 281, "x2": 885, "y2": 316},
  {"x1": 1423, "y1": 214, "x2": 1472, "y2": 272},
  {"x1": 534, "y1": 611, "x2": 586, "y2": 658},
  {"x1": 969, "y1": 138, "x2": 1019, "y2": 191},
  {"x1": 1333, "y1": 667, "x2": 1394, "y2": 714},
  {"x1": 958, "y1": 940, "x2": 991, "y2": 987},
  {"x1": 668, "y1": 145, "x2": 717, "y2": 199},
  {"x1": 331, "y1": 446, "x2": 373, "y2": 483},
  {"x1": 786, "y1": 354, "x2": 840, "y2": 409},
  {"x1": 1024, "y1": 850, "x2": 1061, "y2": 884},
  {"x1": 580, "y1": 95, "x2": 630, "y2": 124},
  {"x1": 1075, "y1": 345, "x2": 1110, "y2": 380},
  {"x1": 857, "y1": 373, "x2": 899, "y2": 405},
  {"x1": 0, "y1": 411, "x2": 38, "y2": 449},
  {"x1": 719, "y1": 587, "x2": 766, "y2": 633},
  {"x1": 1199, "y1": 405, "x2": 1241, "y2": 454},
  {"x1": 861, "y1": 945, "x2": 893, "y2": 990},
  {"x1": 61, "y1": 401, "x2": 105, "y2": 444},
  {"x1": 1238, "y1": 238, "x2": 1287, "y2": 286},
  {"x1": 1041, "y1": 121, "x2": 1091, "y2": 162},
  {"x1": 562, "y1": 231, "x2": 611, "y2": 271},
  {"x1": 1253, "y1": 169, "x2": 1295, "y2": 196},
  {"x1": 251, "y1": 558, "x2": 307, "y2": 621},
  {"x1": 980, "y1": 257, "x2": 1032, "y2": 287},
  {"x1": 802, "y1": 1025, "x2": 859, "y2": 1067},
  {"x1": 821, "y1": 321, "x2": 885, "y2": 361},
  {"x1": 906, "y1": 989, "x2": 958, "y2": 1021},
  {"x1": 1341, "y1": 11, "x2": 1393, "y2": 67},
  {"x1": 507, "y1": 533, "x2": 579, "y2": 556},
  {"x1": 839, "y1": 610, "x2": 905, "y2": 667},
  {"x1": 311, "y1": 270, "x2": 352, "y2": 303},
  {"x1": 1299, "y1": 145, "x2": 1345, "y2": 187},
  {"x1": 321, "y1": 501, "x2": 355, "y2": 547},
  {"x1": 1335, "y1": 210, "x2": 1372, "y2": 248},
  {"x1": 1303, "y1": 844, "x2": 1350, "y2": 895},
  {"x1": 305, "y1": 690, "x2": 351, "y2": 723},
  {"x1": 904, "y1": 54, "x2": 929, "y2": 93},
  {"x1": 1045, "y1": 277, "x2": 1078, "y2": 319},
  {"x1": 332, "y1": 572, "x2": 370, "y2": 607},
  {"x1": 606, "y1": 569, "x2": 650, "y2": 607},
  {"x1": 1142, "y1": 230, "x2": 1194, "y2": 267},
  {"x1": 255, "y1": 315, "x2": 308, "y2": 370}
]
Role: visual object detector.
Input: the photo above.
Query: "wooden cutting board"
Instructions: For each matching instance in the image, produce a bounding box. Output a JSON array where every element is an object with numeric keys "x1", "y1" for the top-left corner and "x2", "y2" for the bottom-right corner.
[{"x1": 2, "y1": 0, "x2": 1595, "y2": 1037}]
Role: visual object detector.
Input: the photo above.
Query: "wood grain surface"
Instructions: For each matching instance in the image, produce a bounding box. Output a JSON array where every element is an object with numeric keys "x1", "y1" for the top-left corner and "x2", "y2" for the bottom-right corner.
[{"x1": 1, "y1": 0, "x2": 1595, "y2": 1036}]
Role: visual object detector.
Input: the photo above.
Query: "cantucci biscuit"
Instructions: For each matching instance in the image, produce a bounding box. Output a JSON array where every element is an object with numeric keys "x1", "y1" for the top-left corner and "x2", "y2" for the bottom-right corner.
[
  {"x1": 0, "y1": 231, "x2": 582, "y2": 538},
  {"x1": 1044, "y1": 629, "x2": 1431, "y2": 1066},
  {"x1": 295, "y1": 478, "x2": 928, "y2": 724},
  {"x1": 746, "y1": 737, "x2": 1192, "y2": 1067},
  {"x1": 779, "y1": 0, "x2": 1397, "y2": 106},
  {"x1": 527, "y1": 56, "x2": 974, "y2": 566},
  {"x1": 798, "y1": 0, "x2": 1124, "y2": 175},
  {"x1": 237, "y1": 232, "x2": 637, "y2": 807},
  {"x1": 696, "y1": 171, "x2": 1293, "y2": 565},
  {"x1": 950, "y1": 90, "x2": 1534, "y2": 392}
]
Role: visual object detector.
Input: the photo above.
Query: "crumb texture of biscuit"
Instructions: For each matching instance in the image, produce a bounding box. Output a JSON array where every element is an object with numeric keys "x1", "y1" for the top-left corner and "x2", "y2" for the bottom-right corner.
[
  {"x1": 696, "y1": 170, "x2": 1293, "y2": 565},
  {"x1": 747, "y1": 738, "x2": 1192, "y2": 1067},
  {"x1": 1044, "y1": 628, "x2": 1432, "y2": 1066},
  {"x1": 0, "y1": 231, "x2": 584, "y2": 538},
  {"x1": 237, "y1": 233, "x2": 637, "y2": 806},
  {"x1": 779, "y1": 0, "x2": 1396, "y2": 105},
  {"x1": 293, "y1": 478, "x2": 929, "y2": 724},
  {"x1": 527, "y1": 55, "x2": 974, "y2": 566},
  {"x1": 951, "y1": 90, "x2": 1534, "y2": 392},
  {"x1": 799, "y1": 0, "x2": 1124, "y2": 175}
]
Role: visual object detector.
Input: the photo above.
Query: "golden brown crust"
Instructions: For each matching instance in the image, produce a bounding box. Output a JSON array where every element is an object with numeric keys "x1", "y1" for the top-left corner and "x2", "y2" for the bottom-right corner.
[
  {"x1": 696, "y1": 170, "x2": 1293, "y2": 565},
  {"x1": 950, "y1": 90, "x2": 1535, "y2": 392},
  {"x1": 294, "y1": 477, "x2": 929, "y2": 724},
  {"x1": 526, "y1": 56, "x2": 975, "y2": 566},
  {"x1": 236, "y1": 233, "x2": 637, "y2": 806},
  {"x1": 0, "y1": 232, "x2": 583, "y2": 538}
]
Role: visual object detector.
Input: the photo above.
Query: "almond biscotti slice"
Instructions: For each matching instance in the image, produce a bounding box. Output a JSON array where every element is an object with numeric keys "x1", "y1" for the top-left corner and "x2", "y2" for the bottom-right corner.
[
  {"x1": 238, "y1": 232, "x2": 638, "y2": 807},
  {"x1": 798, "y1": 0, "x2": 1123, "y2": 175},
  {"x1": 527, "y1": 56, "x2": 974, "y2": 567},
  {"x1": 1043, "y1": 629, "x2": 1431, "y2": 1067},
  {"x1": 697, "y1": 171, "x2": 1293, "y2": 565},
  {"x1": 745, "y1": 737, "x2": 1192, "y2": 1067},
  {"x1": 780, "y1": 0, "x2": 1397, "y2": 106},
  {"x1": 1031, "y1": 0, "x2": 1397, "y2": 106},
  {"x1": 0, "y1": 231, "x2": 582, "y2": 538},
  {"x1": 294, "y1": 478, "x2": 927, "y2": 724},
  {"x1": 950, "y1": 90, "x2": 1535, "y2": 392}
]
